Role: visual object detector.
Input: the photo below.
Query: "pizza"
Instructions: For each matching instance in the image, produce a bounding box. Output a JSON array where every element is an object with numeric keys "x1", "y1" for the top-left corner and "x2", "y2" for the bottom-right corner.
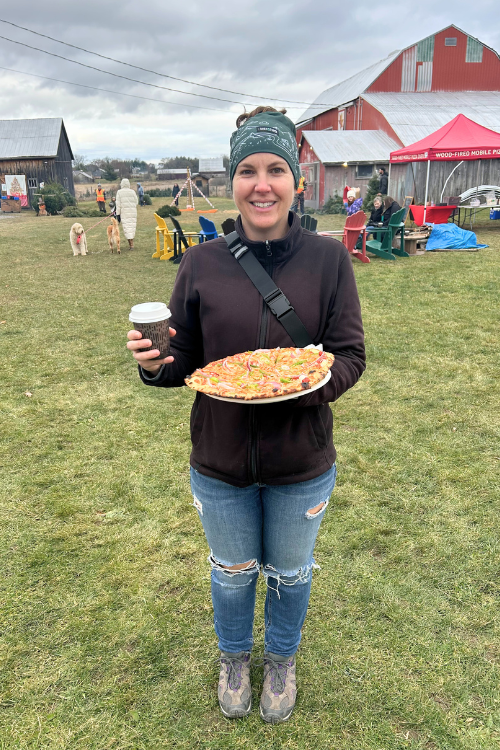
[{"x1": 185, "y1": 347, "x2": 334, "y2": 401}]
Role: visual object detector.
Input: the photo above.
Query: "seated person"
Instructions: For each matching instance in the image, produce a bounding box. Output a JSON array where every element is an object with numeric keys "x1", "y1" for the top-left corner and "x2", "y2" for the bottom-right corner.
[
  {"x1": 382, "y1": 196, "x2": 401, "y2": 226},
  {"x1": 345, "y1": 189, "x2": 363, "y2": 216},
  {"x1": 367, "y1": 196, "x2": 384, "y2": 226}
]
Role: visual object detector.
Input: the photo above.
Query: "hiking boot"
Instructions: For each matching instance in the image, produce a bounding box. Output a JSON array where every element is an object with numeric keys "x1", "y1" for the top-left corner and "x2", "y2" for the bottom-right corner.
[
  {"x1": 259, "y1": 653, "x2": 297, "y2": 724},
  {"x1": 217, "y1": 651, "x2": 252, "y2": 718}
]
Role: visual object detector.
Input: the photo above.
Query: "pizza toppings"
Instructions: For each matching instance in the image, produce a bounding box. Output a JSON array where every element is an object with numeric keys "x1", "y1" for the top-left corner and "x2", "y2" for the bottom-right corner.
[{"x1": 185, "y1": 347, "x2": 334, "y2": 401}]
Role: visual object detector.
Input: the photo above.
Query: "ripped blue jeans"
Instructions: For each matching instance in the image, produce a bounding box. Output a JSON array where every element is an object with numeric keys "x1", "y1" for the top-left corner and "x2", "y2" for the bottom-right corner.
[{"x1": 190, "y1": 464, "x2": 337, "y2": 657}]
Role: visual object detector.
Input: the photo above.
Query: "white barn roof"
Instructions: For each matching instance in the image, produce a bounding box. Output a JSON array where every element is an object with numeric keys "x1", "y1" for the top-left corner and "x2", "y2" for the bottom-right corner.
[
  {"x1": 301, "y1": 130, "x2": 400, "y2": 164},
  {"x1": 363, "y1": 91, "x2": 500, "y2": 145},
  {"x1": 0, "y1": 118, "x2": 66, "y2": 159},
  {"x1": 296, "y1": 51, "x2": 400, "y2": 125}
]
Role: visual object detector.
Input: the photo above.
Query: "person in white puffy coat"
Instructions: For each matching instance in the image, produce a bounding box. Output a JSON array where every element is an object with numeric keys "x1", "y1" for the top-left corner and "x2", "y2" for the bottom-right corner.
[{"x1": 115, "y1": 178, "x2": 138, "y2": 249}]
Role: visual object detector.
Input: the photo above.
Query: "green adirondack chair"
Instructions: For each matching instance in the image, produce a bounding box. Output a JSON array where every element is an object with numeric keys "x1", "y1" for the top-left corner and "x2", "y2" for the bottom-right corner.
[{"x1": 365, "y1": 207, "x2": 408, "y2": 260}]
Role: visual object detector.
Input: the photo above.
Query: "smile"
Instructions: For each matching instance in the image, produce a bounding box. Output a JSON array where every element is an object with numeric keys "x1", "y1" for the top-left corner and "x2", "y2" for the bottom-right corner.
[{"x1": 251, "y1": 201, "x2": 276, "y2": 208}]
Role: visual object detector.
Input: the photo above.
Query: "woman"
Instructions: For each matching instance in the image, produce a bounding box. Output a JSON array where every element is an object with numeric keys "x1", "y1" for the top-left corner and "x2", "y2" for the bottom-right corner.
[
  {"x1": 127, "y1": 107, "x2": 365, "y2": 724},
  {"x1": 382, "y1": 195, "x2": 401, "y2": 226},
  {"x1": 115, "y1": 178, "x2": 138, "y2": 249},
  {"x1": 368, "y1": 195, "x2": 384, "y2": 226},
  {"x1": 345, "y1": 189, "x2": 363, "y2": 216}
]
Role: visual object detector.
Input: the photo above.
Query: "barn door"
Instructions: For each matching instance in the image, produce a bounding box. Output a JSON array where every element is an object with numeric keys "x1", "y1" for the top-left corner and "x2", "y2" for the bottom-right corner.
[{"x1": 301, "y1": 163, "x2": 319, "y2": 210}]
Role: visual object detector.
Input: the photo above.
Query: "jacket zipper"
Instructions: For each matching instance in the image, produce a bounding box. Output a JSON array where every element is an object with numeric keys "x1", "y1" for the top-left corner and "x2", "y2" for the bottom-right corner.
[{"x1": 249, "y1": 240, "x2": 273, "y2": 484}]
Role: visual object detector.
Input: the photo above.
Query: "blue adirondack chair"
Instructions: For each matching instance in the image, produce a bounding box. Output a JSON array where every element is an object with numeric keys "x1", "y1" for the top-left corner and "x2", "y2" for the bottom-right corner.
[
  {"x1": 365, "y1": 207, "x2": 408, "y2": 260},
  {"x1": 198, "y1": 215, "x2": 218, "y2": 242}
]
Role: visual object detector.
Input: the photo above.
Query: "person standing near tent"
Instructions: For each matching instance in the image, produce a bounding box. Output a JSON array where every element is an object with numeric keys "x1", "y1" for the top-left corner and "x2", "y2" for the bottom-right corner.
[
  {"x1": 292, "y1": 174, "x2": 307, "y2": 215},
  {"x1": 126, "y1": 105, "x2": 365, "y2": 724},
  {"x1": 378, "y1": 167, "x2": 388, "y2": 195},
  {"x1": 116, "y1": 178, "x2": 138, "y2": 249},
  {"x1": 96, "y1": 184, "x2": 106, "y2": 213}
]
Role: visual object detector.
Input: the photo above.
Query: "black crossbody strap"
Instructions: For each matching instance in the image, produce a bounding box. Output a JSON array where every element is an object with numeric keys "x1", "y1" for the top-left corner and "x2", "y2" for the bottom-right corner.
[{"x1": 224, "y1": 231, "x2": 312, "y2": 348}]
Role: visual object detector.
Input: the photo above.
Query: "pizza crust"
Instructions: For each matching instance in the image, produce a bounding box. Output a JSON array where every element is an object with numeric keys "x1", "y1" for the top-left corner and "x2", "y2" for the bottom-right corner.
[{"x1": 185, "y1": 347, "x2": 334, "y2": 401}]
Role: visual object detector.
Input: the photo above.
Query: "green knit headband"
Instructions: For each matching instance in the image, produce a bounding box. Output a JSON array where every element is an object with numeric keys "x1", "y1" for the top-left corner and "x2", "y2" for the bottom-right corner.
[{"x1": 229, "y1": 111, "x2": 301, "y2": 188}]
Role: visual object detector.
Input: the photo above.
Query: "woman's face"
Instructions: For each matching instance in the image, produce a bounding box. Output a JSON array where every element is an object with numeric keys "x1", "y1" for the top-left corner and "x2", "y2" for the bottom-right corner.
[
  {"x1": 374, "y1": 199, "x2": 382, "y2": 209},
  {"x1": 232, "y1": 153, "x2": 295, "y2": 241},
  {"x1": 347, "y1": 196, "x2": 355, "y2": 205}
]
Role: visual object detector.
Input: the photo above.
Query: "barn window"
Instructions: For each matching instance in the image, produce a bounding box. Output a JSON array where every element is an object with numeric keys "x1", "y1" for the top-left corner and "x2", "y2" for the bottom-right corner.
[
  {"x1": 356, "y1": 164, "x2": 374, "y2": 179},
  {"x1": 27, "y1": 177, "x2": 38, "y2": 189},
  {"x1": 466, "y1": 37, "x2": 483, "y2": 62},
  {"x1": 445, "y1": 38, "x2": 457, "y2": 46}
]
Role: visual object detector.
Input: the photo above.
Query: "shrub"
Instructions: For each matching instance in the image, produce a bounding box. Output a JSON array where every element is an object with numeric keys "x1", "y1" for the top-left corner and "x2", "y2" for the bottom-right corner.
[
  {"x1": 304, "y1": 207, "x2": 316, "y2": 215},
  {"x1": 156, "y1": 204, "x2": 181, "y2": 218},
  {"x1": 147, "y1": 188, "x2": 172, "y2": 197},
  {"x1": 31, "y1": 181, "x2": 76, "y2": 215},
  {"x1": 142, "y1": 194, "x2": 152, "y2": 205},
  {"x1": 62, "y1": 206, "x2": 85, "y2": 218},
  {"x1": 364, "y1": 174, "x2": 385, "y2": 214},
  {"x1": 320, "y1": 193, "x2": 344, "y2": 214}
]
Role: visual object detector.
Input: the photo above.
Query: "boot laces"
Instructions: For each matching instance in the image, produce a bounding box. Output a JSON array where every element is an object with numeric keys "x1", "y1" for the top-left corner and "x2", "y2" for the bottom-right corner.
[{"x1": 215, "y1": 653, "x2": 250, "y2": 691}]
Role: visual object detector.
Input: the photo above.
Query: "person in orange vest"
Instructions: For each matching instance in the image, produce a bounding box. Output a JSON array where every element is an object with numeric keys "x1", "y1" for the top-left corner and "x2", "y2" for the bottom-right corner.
[
  {"x1": 96, "y1": 184, "x2": 107, "y2": 213},
  {"x1": 292, "y1": 175, "x2": 307, "y2": 215}
]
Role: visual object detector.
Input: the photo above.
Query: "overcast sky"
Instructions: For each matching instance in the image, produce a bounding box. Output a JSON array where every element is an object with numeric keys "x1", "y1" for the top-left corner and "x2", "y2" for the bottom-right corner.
[{"x1": 0, "y1": 2, "x2": 498, "y2": 164}]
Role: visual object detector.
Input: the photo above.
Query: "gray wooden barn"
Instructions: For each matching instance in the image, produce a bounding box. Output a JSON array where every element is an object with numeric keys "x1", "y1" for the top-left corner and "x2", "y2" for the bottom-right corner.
[{"x1": 0, "y1": 118, "x2": 75, "y2": 203}]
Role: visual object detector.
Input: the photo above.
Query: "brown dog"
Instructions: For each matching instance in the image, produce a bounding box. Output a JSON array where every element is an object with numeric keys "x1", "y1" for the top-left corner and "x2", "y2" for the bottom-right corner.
[
  {"x1": 107, "y1": 217, "x2": 120, "y2": 254},
  {"x1": 70, "y1": 223, "x2": 87, "y2": 256}
]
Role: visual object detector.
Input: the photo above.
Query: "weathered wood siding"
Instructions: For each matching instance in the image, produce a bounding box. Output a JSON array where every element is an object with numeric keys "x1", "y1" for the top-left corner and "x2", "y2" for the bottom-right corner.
[
  {"x1": 55, "y1": 125, "x2": 75, "y2": 196},
  {"x1": 389, "y1": 159, "x2": 500, "y2": 204}
]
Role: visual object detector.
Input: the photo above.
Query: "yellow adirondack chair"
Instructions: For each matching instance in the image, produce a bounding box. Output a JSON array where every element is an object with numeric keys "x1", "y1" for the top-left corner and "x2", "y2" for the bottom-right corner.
[{"x1": 152, "y1": 213, "x2": 175, "y2": 260}]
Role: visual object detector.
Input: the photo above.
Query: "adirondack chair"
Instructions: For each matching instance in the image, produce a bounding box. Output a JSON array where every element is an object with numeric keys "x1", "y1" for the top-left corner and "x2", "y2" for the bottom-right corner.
[
  {"x1": 152, "y1": 213, "x2": 174, "y2": 260},
  {"x1": 365, "y1": 207, "x2": 408, "y2": 260},
  {"x1": 300, "y1": 214, "x2": 318, "y2": 232},
  {"x1": 317, "y1": 211, "x2": 370, "y2": 263},
  {"x1": 170, "y1": 216, "x2": 200, "y2": 264},
  {"x1": 221, "y1": 218, "x2": 236, "y2": 236},
  {"x1": 342, "y1": 211, "x2": 370, "y2": 263},
  {"x1": 198, "y1": 215, "x2": 218, "y2": 242}
]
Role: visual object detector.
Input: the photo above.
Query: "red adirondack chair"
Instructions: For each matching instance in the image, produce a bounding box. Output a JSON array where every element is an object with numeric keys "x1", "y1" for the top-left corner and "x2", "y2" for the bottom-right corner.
[
  {"x1": 342, "y1": 210, "x2": 369, "y2": 263},
  {"x1": 318, "y1": 210, "x2": 370, "y2": 263}
]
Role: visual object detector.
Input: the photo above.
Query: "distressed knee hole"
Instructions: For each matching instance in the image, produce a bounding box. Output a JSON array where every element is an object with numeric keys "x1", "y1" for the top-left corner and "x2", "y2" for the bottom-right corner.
[
  {"x1": 223, "y1": 559, "x2": 257, "y2": 572},
  {"x1": 209, "y1": 554, "x2": 259, "y2": 576},
  {"x1": 305, "y1": 497, "x2": 329, "y2": 519},
  {"x1": 192, "y1": 496, "x2": 203, "y2": 515}
]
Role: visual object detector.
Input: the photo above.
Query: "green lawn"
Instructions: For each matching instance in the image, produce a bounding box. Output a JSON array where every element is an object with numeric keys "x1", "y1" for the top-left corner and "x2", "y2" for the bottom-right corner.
[{"x1": 1, "y1": 198, "x2": 499, "y2": 749}]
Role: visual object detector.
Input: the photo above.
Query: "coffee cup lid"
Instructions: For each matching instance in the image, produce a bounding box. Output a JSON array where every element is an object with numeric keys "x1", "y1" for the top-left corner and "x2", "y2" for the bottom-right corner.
[{"x1": 129, "y1": 302, "x2": 171, "y2": 323}]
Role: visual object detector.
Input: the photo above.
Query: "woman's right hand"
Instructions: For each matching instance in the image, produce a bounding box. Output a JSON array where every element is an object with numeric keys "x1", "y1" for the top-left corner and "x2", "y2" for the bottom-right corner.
[{"x1": 126, "y1": 328, "x2": 176, "y2": 374}]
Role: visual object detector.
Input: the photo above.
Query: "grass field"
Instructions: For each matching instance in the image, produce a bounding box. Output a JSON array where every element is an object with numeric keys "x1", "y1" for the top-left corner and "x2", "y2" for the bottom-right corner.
[{"x1": 1, "y1": 197, "x2": 499, "y2": 749}]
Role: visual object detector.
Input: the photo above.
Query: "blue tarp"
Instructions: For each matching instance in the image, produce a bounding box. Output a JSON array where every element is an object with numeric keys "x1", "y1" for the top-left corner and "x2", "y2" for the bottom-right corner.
[{"x1": 426, "y1": 223, "x2": 488, "y2": 251}]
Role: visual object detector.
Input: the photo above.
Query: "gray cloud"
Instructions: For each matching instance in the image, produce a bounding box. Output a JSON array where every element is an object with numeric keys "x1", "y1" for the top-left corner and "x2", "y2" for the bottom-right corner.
[{"x1": 0, "y1": 1, "x2": 498, "y2": 161}]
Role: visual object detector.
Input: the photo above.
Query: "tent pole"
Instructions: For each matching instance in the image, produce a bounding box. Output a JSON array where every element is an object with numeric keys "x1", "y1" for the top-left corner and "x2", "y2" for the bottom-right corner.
[{"x1": 423, "y1": 160, "x2": 430, "y2": 224}]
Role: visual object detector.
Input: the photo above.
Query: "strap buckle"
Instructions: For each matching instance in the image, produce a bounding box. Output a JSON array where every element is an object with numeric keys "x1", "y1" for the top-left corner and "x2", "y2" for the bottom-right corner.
[{"x1": 264, "y1": 289, "x2": 294, "y2": 319}]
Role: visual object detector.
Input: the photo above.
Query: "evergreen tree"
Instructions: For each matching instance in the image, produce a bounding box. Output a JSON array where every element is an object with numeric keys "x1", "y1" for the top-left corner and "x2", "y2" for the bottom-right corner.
[{"x1": 364, "y1": 173, "x2": 384, "y2": 213}]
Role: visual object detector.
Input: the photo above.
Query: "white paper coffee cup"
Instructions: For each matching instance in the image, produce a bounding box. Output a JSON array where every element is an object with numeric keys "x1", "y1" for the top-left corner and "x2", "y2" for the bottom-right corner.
[{"x1": 129, "y1": 302, "x2": 171, "y2": 359}]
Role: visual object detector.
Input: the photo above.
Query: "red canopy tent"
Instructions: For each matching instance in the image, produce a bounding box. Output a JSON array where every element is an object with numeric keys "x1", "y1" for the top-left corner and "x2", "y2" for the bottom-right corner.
[{"x1": 389, "y1": 114, "x2": 500, "y2": 222}]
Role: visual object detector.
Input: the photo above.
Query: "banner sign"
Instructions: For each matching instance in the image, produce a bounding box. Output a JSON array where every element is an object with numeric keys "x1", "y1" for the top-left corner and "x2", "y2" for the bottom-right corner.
[{"x1": 391, "y1": 148, "x2": 500, "y2": 163}]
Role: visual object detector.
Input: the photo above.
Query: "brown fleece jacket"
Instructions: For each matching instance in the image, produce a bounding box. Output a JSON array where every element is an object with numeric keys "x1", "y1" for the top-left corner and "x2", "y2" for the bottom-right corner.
[{"x1": 139, "y1": 212, "x2": 365, "y2": 487}]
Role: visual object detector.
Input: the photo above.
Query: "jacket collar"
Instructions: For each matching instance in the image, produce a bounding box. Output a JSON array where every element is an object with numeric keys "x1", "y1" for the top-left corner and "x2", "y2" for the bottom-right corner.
[{"x1": 235, "y1": 211, "x2": 302, "y2": 263}]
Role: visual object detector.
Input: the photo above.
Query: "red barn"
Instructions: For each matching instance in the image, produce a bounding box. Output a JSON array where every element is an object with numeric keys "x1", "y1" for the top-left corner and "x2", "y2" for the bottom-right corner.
[{"x1": 296, "y1": 26, "x2": 500, "y2": 208}]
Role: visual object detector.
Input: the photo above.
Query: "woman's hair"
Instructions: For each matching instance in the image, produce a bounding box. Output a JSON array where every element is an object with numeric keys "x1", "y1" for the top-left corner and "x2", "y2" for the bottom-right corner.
[
  {"x1": 373, "y1": 196, "x2": 382, "y2": 206},
  {"x1": 236, "y1": 106, "x2": 287, "y2": 129},
  {"x1": 384, "y1": 196, "x2": 395, "y2": 210}
]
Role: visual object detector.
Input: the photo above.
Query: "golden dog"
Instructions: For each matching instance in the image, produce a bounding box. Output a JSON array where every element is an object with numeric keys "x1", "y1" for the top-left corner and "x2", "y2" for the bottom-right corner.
[
  {"x1": 70, "y1": 223, "x2": 87, "y2": 256},
  {"x1": 107, "y1": 217, "x2": 121, "y2": 254}
]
